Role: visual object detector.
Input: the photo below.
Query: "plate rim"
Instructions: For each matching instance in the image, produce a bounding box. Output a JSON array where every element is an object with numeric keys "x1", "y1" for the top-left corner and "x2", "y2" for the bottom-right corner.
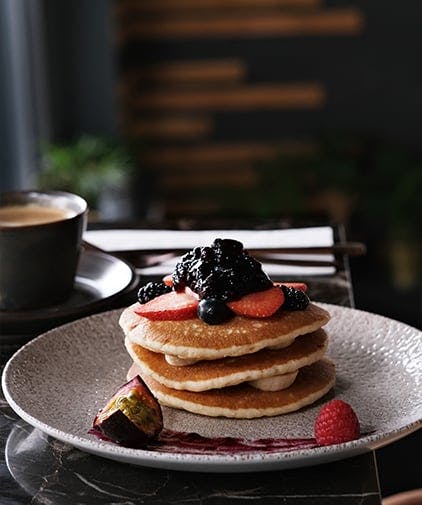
[{"x1": 2, "y1": 303, "x2": 422, "y2": 472}]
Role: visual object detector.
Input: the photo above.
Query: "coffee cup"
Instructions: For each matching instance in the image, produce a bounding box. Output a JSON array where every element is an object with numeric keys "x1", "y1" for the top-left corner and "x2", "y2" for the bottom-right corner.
[{"x1": 0, "y1": 190, "x2": 88, "y2": 311}]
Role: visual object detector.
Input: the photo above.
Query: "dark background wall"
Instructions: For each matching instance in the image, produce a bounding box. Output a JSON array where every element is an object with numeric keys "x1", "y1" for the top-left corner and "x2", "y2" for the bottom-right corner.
[
  {"x1": 43, "y1": 0, "x2": 422, "y2": 153},
  {"x1": 38, "y1": 0, "x2": 422, "y2": 234},
  {"x1": 42, "y1": 0, "x2": 117, "y2": 138}
]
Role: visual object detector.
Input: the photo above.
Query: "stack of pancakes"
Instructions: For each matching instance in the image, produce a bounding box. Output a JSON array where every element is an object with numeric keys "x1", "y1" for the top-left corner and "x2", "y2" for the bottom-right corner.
[{"x1": 120, "y1": 301, "x2": 335, "y2": 419}]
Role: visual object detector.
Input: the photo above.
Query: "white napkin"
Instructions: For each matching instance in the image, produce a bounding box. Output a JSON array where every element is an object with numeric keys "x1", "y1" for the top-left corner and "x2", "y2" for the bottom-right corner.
[{"x1": 84, "y1": 227, "x2": 335, "y2": 277}]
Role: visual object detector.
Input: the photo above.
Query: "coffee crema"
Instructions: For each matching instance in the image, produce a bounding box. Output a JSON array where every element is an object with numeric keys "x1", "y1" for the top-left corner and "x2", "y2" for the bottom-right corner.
[{"x1": 0, "y1": 204, "x2": 75, "y2": 227}]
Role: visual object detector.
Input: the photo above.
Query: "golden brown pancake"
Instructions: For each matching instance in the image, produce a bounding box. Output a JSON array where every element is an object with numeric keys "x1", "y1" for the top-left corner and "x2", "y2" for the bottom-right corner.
[
  {"x1": 127, "y1": 359, "x2": 335, "y2": 418},
  {"x1": 120, "y1": 302, "x2": 330, "y2": 360},
  {"x1": 125, "y1": 329, "x2": 328, "y2": 392}
]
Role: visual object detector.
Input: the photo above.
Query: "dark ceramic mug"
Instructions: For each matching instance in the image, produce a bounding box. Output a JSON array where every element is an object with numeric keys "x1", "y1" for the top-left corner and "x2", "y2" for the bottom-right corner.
[{"x1": 0, "y1": 190, "x2": 88, "y2": 311}]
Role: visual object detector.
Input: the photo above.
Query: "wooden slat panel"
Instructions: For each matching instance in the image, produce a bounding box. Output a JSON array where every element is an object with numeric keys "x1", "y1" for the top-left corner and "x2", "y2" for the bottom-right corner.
[
  {"x1": 127, "y1": 116, "x2": 213, "y2": 140},
  {"x1": 160, "y1": 165, "x2": 258, "y2": 190},
  {"x1": 116, "y1": 0, "x2": 322, "y2": 16},
  {"x1": 132, "y1": 82, "x2": 325, "y2": 111},
  {"x1": 164, "y1": 199, "x2": 222, "y2": 216},
  {"x1": 122, "y1": 59, "x2": 247, "y2": 86},
  {"x1": 118, "y1": 8, "x2": 364, "y2": 40},
  {"x1": 143, "y1": 140, "x2": 317, "y2": 167}
]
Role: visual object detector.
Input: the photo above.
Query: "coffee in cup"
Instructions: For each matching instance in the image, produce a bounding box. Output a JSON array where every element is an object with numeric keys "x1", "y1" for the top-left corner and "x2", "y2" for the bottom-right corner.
[
  {"x1": 0, "y1": 190, "x2": 88, "y2": 311},
  {"x1": 0, "y1": 204, "x2": 74, "y2": 227}
]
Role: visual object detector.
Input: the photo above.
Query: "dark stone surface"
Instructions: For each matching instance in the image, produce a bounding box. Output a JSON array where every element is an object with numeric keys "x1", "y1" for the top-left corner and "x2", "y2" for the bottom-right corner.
[{"x1": 0, "y1": 255, "x2": 383, "y2": 504}]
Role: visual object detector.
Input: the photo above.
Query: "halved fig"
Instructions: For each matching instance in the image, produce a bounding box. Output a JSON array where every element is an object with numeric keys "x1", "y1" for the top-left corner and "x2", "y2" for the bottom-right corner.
[{"x1": 92, "y1": 375, "x2": 163, "y2": 447}]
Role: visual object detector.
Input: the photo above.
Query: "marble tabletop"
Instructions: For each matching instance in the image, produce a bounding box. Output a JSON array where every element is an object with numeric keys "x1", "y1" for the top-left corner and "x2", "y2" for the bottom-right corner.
[{"x1": 0, "y1": 226, "x2": 383, "y2": 505}]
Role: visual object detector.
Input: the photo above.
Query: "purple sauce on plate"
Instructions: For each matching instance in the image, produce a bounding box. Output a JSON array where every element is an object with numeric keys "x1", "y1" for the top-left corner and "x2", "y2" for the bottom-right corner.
[{"x1": 89, "y1": 428, "x2": 317, "y2": 454}]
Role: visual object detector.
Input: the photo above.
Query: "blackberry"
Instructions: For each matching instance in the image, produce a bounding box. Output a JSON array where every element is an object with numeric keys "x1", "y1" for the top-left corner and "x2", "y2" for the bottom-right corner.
[
  {"x1": 172, "y1": 251, "x2": 194, "y2": 291},
  {"x1": 213, "y1": 238, "x2": 243, "y2": 260},
  {"x1": 137, "y1": 281, "x2": 171, "y2": 304},
  {"x1": 281, "y1": 285, "x2": 310, "y2": 310},
  {"x1": 197, "y1": 298, "x2": 234, "y2": 325},
  {"x1": 200, "y1": 246, "x2": 214, "y2": 261},
  {"x1": 243, "y1": 254, "x2": 264, "y2": 272}
]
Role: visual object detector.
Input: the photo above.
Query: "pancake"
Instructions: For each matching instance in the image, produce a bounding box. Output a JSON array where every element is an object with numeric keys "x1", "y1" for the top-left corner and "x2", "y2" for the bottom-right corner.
[
  {"x1": 125, "y1": 329, "x2": 328, "y2": 392},
  {"x1": 120, "y1": 302, "x2": 330, "y2": 360},
  {"x1": 127, "y1": 359, "x2": 335, "y2": 419}
]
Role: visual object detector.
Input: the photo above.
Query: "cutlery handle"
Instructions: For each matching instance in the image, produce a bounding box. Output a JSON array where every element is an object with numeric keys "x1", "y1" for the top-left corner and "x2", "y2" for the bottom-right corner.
[
  {"x1": 82, "y1": 240, "x2": 364, "y2": 269},
  {"x1": 99, "y1": 242, "x2": 366, "y2": 257},
  {"x1": 252, "y1": 242, "x2": 366, "y2": 256}
]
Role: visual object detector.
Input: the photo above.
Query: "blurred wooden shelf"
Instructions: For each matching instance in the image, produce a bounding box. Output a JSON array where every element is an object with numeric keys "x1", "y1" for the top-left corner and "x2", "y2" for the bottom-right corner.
[{"x1": 117, "y1": 7, "x2": 364, "y2": 40}]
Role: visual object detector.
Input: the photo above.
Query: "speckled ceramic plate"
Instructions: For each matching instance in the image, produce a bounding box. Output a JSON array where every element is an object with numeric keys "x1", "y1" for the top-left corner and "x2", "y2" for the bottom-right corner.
[{"x1": 2, "y1": 304, "x2": 421, "y2": 472}]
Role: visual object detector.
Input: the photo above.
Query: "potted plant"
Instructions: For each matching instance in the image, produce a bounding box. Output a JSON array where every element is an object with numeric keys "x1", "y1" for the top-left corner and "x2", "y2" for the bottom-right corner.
[{"x1": 38, "y1": 135, "x2": 134, "y2": 220}]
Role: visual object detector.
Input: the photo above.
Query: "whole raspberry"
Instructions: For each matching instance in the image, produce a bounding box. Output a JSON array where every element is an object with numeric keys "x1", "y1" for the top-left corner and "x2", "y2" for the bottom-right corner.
[{"x1": 314, "y1": 399, "x2": 360, "y2": 446}]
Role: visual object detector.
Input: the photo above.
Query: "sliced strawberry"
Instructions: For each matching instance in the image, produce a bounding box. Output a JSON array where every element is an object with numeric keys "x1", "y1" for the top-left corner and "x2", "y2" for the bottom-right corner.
[
  {"x1": 135, "y1": 291, "x2": 198, "y2": 320},
  {"x1": 161, "y1": 275, "x2": 199, "y2": 299},
  {"x1": 185, "y1": 286, "x2": 199, "y2": 299},
  {"x1": 162, "y1": 274, "x2": 173, "y2": 287},
  {"x1": 274, "y1": 281, "x2": 308, "y2": 292},
  {"x1": 227, "y1": 286, "x2": 285, "y2": 318}
]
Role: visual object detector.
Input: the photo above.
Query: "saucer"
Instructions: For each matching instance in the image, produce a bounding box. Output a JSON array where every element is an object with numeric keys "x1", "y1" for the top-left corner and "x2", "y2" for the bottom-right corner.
[{"x1": 0, "y1": 250, "x2": 138, "y2": 336}]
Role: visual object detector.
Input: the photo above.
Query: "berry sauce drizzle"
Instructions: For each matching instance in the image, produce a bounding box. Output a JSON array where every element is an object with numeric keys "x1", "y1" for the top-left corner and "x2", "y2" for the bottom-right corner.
[
  {"x1": 149, "y1": 429, "x2": 317, "y2": 454},
  {"x1": 89, "y1": 428, "x2": 318, "y2": 454}
]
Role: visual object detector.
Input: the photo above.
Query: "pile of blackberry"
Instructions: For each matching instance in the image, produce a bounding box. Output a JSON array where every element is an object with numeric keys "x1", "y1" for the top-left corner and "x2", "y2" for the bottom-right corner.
[{"x1": 172, "y1": 238, "x2": 272, "y2": 302}]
